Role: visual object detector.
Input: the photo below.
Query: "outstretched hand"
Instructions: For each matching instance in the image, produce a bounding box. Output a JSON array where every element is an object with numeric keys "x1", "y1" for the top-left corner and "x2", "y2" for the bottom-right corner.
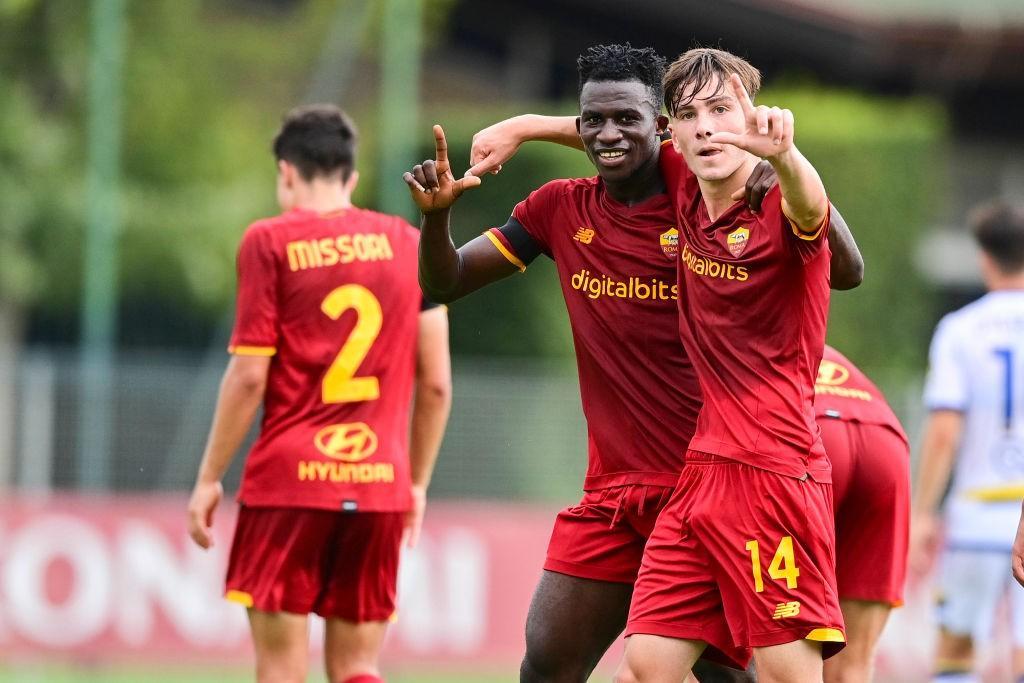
[
  {"x1": 404, "y1": 125, "x2": 481, "y2": 214},
  {"x1": 466, "y1": 120, "x2": 522, "y2": 177},
  {"x1": 709, "y1": 74, "x2": 794, "y2": 160}
]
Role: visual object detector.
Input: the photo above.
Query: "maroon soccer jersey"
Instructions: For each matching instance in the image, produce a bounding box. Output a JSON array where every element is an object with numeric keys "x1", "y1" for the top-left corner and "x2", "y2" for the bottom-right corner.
[
  {"x1": 487, "y1": 177, "x2": 701, "y2": 489},
  {"x1": 815, "y1": 345, "x2": 908, "y2": 441},
  {"x1": 229, "y1": 207, "x2": 422, "y2": 512},
  {"x1": 659, "y1": 142, "x2": 832, "y2": 481}
]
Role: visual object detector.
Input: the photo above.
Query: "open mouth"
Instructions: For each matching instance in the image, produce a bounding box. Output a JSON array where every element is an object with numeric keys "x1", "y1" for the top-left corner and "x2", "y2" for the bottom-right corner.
[
  {"x1": 698, "y1": 148, "x2": 722, "y2": 158},
  {"x1": 596, "y1": 150, "x2": 627, "y2": 161}
]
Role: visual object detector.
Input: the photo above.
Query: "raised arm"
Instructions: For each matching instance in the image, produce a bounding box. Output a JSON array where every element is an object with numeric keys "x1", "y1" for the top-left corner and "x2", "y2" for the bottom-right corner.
[
  {"x1": 828, "y1": 205, "x2": 864, "y2": 290},
  {"x1": 709, "y1": 74, "x2": 828, "y2": 233},
  {"x1": 467, "y1": 114, "x2": 581, "y2": 177},
  {"x1": 405, "y1": 125, "x2": 526, "y2": 303}
]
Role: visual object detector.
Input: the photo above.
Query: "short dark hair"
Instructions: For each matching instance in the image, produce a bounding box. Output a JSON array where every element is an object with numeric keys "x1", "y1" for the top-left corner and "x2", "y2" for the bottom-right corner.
[
  {"x1": 577, "y1": 43, "x2": 667, "y2": 112},
  {"x1": 272, "y1": 104, "x2": 357, "y2": 181},
  {"x1": 971, "y1": 201, "x2": 1024, "y2": 273},
  {"x1": 663, "y1": 48, "x2": 761, "y2": 118}
]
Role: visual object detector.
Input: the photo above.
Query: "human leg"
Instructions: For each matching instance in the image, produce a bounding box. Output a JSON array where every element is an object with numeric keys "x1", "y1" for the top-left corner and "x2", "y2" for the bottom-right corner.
[
  {"x1": 614, "y1": 634, "x2": 705, "y2": 683},
  {"x1": 248, "y1": 609, "x2": 310, "y2": 683},
  {"x1": 823, "y1": 600, "x2": 891, "y2": 683},
  {"x1": 324, "y1": 618, "x2": 390, "y2": 683},
  {"x1": 752, "y1": 639, "x2": 823, "y2": 683},
  {"x1": 520, "y1": 570, "x2": 633, "y2": 683}
]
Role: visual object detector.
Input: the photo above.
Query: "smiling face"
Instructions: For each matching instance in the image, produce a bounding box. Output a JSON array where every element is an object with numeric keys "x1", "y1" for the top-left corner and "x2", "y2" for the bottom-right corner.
[
  {"x1": 576, "y1": 80, "x2": 666, "y2": 185},
  {"x1": 668, "y1": 76, "x2": 751, "y2": 183}
]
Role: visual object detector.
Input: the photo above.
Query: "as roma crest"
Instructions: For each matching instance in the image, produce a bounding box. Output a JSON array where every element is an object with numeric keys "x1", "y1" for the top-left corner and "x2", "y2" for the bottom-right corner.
[
  {"x1": 726, "y1": 227, "x2": 750, "y2": 257},
  {"x1": 660, "y1": 228, "x2": 679, "y2": 259}
]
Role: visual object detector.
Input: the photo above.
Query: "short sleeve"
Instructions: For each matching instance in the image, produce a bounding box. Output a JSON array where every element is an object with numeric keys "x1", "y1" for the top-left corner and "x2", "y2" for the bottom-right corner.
[
  {"x1": 485, "y1": 216, "x2": 543, "y2": 272},
  {"x1": 786, "y1": 201, "x2": 831, "y2": 265},
  {"x1": 228, "y1": 227, "x2": 280, "y2": 356},
  {"x1": 922, "y1": 315, "x2": 969, "y2": 412},
  {"x1": 511, "y1": 182, "x2": 563, "y2": 257}
]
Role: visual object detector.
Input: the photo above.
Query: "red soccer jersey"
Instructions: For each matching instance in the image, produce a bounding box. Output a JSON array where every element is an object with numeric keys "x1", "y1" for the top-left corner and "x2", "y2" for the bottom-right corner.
[
  {"x1": 659, "y1": 142, "x2": 832, "y2": 481},
  {"x1": 815, "y1": 345, "x2": 908, "y2": 442},
  {"x1": 487, "y1": 177, "x2": 701, "y2": 490},
  {"x1": 228, "y1": 207, "x2": 422, "y2": 512}
]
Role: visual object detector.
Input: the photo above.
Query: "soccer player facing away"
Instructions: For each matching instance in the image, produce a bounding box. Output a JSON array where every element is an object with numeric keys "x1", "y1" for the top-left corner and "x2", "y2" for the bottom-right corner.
[
  {"x1": 916, "y1": 203, "x2": 1024, "y2": 683},
  {"x1": 614, "y1": 49, "x2": 844, "y2": 683},
  {"x1": 407, "y1": 44, "x2": 861, "y2": 683},
  {"x1": 815, "y1": 346, "x2": 910, "y2": 683},
  {"x1": 186, "y1": 105, "x2": 452, "y2": 683}
]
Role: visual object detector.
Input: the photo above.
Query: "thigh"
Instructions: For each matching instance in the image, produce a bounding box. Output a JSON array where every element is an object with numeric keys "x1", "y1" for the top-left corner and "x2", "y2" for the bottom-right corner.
[
  {"x1": 544, "y1": 488, "x2": 648, "y2": 584},
  {"x1": 248, "y1": 609, "x2": 310, "y2": 682},
  {"x1": 691, "y1": 462, "x2": 844, "y2": 659},
  {"x1": 521, "y1": 570, "x2": 633, "y2": 679},
  {"x1": 324, "y1": 617, "x2": 389, "y2": 681},
  {"x1": 937, "y1": 548, "x2": 1006, "y2": 638},
  {"x1": 226, "y1": 506, "x2": 336, "y2": 615},
  {"x1": 834, "y1": 423, "x2": 910, "y2": 605},
  {"x1": 825, "y1": 598, "x2": 891, "y2": 677},
  {"x1": 319, "y1": 512, "x2": 405, "y2": 622},
  {"x1": 753, "y1": 639, "x2": 823, "y2": 683},
  {"x1": 619, "y1": 634, "x2": 706, "y2": 683}
]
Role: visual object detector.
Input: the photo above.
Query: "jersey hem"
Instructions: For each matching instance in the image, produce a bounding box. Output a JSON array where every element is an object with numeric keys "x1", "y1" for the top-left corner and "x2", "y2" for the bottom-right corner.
[
  {"x1": 582, "y1": 471, "x2": 682, "y2": 490},
  {"x1": 687, "y1": 441, "x2": 832, "y2": 483},
  {"x1": 236, "y1": 497, "x2": 412, "y2": 513}
]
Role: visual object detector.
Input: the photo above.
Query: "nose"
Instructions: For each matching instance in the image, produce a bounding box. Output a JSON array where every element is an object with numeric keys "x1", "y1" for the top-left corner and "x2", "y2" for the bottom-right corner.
[
  {"x1": 694, "y1": 111, "x2": 714, "y2": 139},
  {"x1": 596, "y1": 119, "x2": 622, "y2": 145}
]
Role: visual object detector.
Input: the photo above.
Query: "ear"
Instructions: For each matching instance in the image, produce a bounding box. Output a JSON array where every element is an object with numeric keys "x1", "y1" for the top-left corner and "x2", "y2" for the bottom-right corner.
[
  {"x1": 668, "y1": 123, "x2": 684, "y2": 154},
  {"x1": 343, "y1": 170, "x2": 360, "y2": 196},
  {"x1": 278, "y1": 159, "x2": 295, "y2": 186},
  {"x1": 575, "y1": 116, "x2": 582, "y2": 135}
]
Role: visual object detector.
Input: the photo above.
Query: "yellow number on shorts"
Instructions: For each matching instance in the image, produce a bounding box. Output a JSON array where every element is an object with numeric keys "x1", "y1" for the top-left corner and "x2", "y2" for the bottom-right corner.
[
  {"x1": 745, "y1": 536, "x2": 800, "y2": 593},
  {"x1": 320, "y1": 284, "x2": 383, "y2": 404}
]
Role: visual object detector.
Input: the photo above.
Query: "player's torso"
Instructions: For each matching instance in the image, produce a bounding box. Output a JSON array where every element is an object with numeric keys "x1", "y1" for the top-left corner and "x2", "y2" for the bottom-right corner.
[
  {"x1": 542, "y1": 180, "x2": 700, "y2": 487},
  {"x1": 672, "y1": 180, "x2": 831, "y2": 479},
  {"x1": 244, "y1": 208, "x2": 420, "y2": 511},
  {"x1": 814, "y1": 346, "x2": 907, "y2": 439},
  {"x1": 944, "y1": 294, "x2": 1024, "y2": 528}
]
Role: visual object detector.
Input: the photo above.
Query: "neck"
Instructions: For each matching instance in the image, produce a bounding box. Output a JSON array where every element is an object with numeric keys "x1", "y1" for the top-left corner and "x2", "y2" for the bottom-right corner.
[
  {"x1": 697, "y1": 156, "x2": 758, "y2": 221},
  {"x1": 988, "y1": 271, "x2": 1024, "y2": 291},
  {"x1": 602, "y1": 157, "x2": 665, "y2": 206},
  {"x1": 291, "y1": 177, "x2": 352, "y2": 214}
]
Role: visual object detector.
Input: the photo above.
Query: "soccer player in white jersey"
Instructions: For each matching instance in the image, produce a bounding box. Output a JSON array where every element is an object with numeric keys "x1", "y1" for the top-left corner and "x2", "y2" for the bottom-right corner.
[{"x1": 913, "y1": 201, "x2": 1024, "y2": 683}]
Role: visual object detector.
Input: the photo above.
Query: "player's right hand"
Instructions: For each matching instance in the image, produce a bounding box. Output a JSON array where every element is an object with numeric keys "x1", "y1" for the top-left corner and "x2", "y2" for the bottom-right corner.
[
  {"x1": 466, "y1": 119, "x2": 523, "y2": 177},
  {"x1": 404, "y1": 125, "x2": 481, "y2": 215},
  {"x1": 1012, "y1": 504, "x2": 1024, "y2": 587},
  {"x1": 187, "y1": 479, "x2": 223, "y2": 550},
  {"x1": 908, "y1": 511, "x2": 939, "y2": 576}
]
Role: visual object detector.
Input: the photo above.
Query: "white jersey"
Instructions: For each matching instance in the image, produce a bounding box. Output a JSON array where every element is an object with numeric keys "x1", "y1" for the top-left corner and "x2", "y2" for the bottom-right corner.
[{"x1": 924, "y1": 290, "x2": 1024, "y2": 549}]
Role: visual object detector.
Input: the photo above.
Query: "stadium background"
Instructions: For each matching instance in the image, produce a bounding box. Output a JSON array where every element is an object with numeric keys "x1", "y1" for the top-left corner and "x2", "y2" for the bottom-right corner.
[{"x1": 2, "y1": 0, "x2": 1023, "y2": 680}]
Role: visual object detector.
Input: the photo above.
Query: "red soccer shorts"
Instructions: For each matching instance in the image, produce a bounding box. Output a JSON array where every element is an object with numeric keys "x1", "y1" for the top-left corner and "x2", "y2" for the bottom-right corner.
[
  {"x1": 626, "y1": 452, "x2": 846, "y2": 670},
  {"x1": 544, "y1": 485, "x2": 674, "y2": 583},
  {"x1": 224, "y1": 506, "x2": 404, "y2": 622},
  {"x1": 820, "y1": 418, "x2": 910, "y2": 606}
]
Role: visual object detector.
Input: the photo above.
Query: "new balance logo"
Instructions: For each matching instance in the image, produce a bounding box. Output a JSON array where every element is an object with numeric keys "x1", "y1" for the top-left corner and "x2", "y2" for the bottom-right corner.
[
  {"x1": 772, "y1": 601, "x2": 801, "y2": 619},
  {"x1": 574, "y1": 227, "x2": 595, "y2": 244}
]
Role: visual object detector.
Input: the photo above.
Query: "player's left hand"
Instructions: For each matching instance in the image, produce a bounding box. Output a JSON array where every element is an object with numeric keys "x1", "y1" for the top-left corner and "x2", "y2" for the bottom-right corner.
[
  {"x1": 709, "y1": 74, "x2": 794, "y2": 160},
  {"x1": 1012, "y1": 504, "x2": 1024, "y2": 587},
  {"x1": 730, "y1": 159, "x2": 777, "y2": 213},
  {"x1": 404, "y1": 484, "x2": 428, "y2": 549}
]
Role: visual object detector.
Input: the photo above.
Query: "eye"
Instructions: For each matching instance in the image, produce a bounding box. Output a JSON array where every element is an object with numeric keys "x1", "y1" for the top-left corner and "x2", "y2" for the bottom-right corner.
[
  {"x1": 713, "y1": 105, "x2": 728, "y2": 114},
  {"x1": 680, "y1": 112, "x2": 695, "y2": 121},
  {"x1": 585, "y1": 115, "x2": 601, "y2": 125}
]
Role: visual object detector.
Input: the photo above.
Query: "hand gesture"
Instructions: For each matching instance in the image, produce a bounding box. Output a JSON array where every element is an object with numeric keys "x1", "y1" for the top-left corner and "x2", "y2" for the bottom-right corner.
[
  {"x1": 465, "y1": 120, "x2": 522, "y2": 177},
  {"x1": 187, "y1": 479, "x2": 223, "y2": 550},
  {"x1": 709, "y1": 74, "x2": 794, "y2": 160},
  {"x1": 403, "y1": 484, "x2": 428, "y2": 549},
  {"x1": 730, "y1": 159, "x2": 777, "y2": 212},
  {"x1": 404, "y1": 125, "x2": 481, "y2": 214}
]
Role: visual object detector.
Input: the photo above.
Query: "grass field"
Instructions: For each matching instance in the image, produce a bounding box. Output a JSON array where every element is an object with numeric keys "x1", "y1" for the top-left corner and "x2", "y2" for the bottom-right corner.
[{"x1": 0, "y1": 667, "x2": 521, "y2": 682}]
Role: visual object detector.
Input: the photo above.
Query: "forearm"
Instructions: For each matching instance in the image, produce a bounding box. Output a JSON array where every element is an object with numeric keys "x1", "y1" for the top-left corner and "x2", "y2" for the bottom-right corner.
[
  {"x1": 507, "y1": 114, "x2": 582, "y2": 150},
  {"x1": 418, "y1": 209, "x2": 462, "y2": 302},
  {"x1": 195, "y1": 370, "x2": 264, "y2": 484},
  {"x1": 827, "y1": 205, "x2": 864, "y2": 290},
  {"x1": 913, "y1": 440, "x2": 957, "y2": 515},
  {"x1": 769, "y1": 146, "x2": 828, "y2": 232},
  {"x1": 408, "y1": 383, "x2": 451, "y2": 489}
]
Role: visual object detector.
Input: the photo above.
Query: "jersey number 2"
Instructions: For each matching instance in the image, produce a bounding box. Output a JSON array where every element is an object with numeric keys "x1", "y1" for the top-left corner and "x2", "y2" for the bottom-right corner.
[{"x1": 321, "y1": 284, "x2": 383, "y2": 404}]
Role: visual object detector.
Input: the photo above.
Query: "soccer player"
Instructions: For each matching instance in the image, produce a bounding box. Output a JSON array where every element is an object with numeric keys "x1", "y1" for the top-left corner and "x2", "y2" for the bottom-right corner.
[
  {"x1": 614, "y1": 49, "x2": 843, "y2": 683},
  {"x1": 914, "y1": 202, "x2": 1024, "y2": 683},
  {"x1": 186, "y1": 105, "x2": 452, "y2": 683},
  {"x1": 815, "y1": 345, "x2": 910, "y2": 683},
  {"x1": 406, "y1": 44, "x2": 861, "y2": 683}
]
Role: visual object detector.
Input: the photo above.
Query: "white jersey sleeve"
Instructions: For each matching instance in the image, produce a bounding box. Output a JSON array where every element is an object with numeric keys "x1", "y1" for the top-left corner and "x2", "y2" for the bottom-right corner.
[{"x1": 923, "y1": 315, "x2": 969, "y2": 412}]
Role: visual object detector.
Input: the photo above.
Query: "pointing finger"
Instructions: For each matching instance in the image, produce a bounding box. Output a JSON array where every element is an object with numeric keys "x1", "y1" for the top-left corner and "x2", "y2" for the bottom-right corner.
[
  {"x1": 453, "y1": 174, "x2": 482, "y2": 198},
  {"x1": 729, "y1": 73, "x2": 755, "y2": 117},
  {"x1": 433, "y1": 124, "x2": 449, "y2": 167}
]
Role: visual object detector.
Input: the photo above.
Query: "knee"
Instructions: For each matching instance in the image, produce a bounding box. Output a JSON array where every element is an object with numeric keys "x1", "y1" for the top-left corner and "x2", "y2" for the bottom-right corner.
[
  {"x1": 520, "y1": 647, "x2": 590, "y2": 683},
  {"x1": 612, "y1": 667, "x2": 641, "y2": 683}
]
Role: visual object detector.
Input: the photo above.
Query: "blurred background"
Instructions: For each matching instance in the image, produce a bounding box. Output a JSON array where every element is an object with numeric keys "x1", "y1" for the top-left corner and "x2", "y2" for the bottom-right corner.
[{"x1": 2, "y1": 0, "x2": 1023, "y2": 680}]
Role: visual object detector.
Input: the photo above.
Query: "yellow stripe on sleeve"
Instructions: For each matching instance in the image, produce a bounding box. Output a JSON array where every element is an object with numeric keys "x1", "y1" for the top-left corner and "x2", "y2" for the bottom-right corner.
[
  {"x1": 225, "y1": 590, "x2": 254, "y2": 607},
  {"x1": 788, "y1": 208, "x2": 830, "y2": 241},
  {"x1": 806, "y1": 627, "x2": 845, "y2": 643},
  {"x1": 484, "y1": 230, "x2": 527, "y2": 273},
  {"x1": 228, "y1": 345, "x2": 277, "y2": 357}
]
